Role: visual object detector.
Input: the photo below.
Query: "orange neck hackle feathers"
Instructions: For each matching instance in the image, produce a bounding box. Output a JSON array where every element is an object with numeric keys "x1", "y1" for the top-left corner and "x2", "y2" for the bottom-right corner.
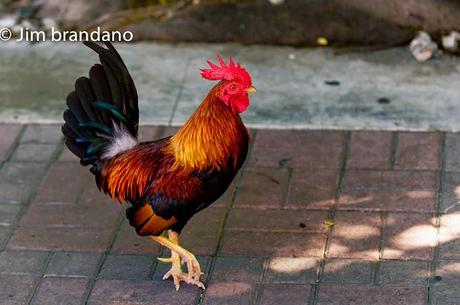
[
  {"x1": 165, "y1": 54, "x2": 253, "y2": 172},
  {"x1": 166, "y1": 82, "x2": 248, "y2": 171}
]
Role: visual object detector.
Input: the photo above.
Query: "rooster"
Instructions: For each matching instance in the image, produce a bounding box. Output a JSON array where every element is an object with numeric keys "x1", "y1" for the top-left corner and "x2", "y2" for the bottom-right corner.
[{"x1": 61, "y1": 42, "x2": 255, "y2": 290}]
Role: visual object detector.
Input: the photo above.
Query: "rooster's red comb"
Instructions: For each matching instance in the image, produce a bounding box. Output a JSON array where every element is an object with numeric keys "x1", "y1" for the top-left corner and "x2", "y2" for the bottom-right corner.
[{"x1": 200, "y1": 54, "x2": 252, "y2": 87}]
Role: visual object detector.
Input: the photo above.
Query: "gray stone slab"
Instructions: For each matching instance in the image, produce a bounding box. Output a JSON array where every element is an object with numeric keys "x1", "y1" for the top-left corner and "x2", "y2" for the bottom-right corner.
[
  {"x1": 20, "y1": 124, "x2": 63, "y2": 144},
  {"x1": 0, "y1": 250, "x2": 49, "y2": 275},
  {"x1": 212, "y1": 256, "x2": 264, "y2": 283},
  {"x1": 0, "y1": 162, "x2": 47, "y2": 184},
  {"x1": 46, "y1": 252, "x2": 101, "y2": 278},
  {"x1": 98, "y1": 254, "x2": 152, "y2": 280},
  {"x1": 0, "y1": 203, "x2": 21, "y2": 226},
  {"x1": 1, "y1": 42, "x2": 460, "y2": 131},
  {"x1": 11, "y1": 143, "x2": 56, "y2": 162},
  {"x1": 0, "y1": 182, "x2": 33, "y2": 204}
]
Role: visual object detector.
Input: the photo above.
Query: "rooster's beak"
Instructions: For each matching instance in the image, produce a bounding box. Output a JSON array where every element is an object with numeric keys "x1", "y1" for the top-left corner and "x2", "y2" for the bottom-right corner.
[{"x1": 245, "y1": 86, "x2": 257, "y2": 93}]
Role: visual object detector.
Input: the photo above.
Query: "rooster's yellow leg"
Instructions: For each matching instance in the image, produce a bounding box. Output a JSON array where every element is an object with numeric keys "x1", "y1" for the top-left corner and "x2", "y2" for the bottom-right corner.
[
  {"x1": 151, "y1": 230, "x2": 204, "y2": 290},
  {"x1": 156, "y1": 231, "x2": 184, "y2": 290}
]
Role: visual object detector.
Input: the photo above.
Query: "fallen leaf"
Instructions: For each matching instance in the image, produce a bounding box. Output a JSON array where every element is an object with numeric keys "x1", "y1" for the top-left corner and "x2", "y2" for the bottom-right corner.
[
  {"x1": 324, "y1": 219, "x2": 334, "y2": 227},
  {"x1": 317, "y1": 37, "x2": 328, "y2": 46}
]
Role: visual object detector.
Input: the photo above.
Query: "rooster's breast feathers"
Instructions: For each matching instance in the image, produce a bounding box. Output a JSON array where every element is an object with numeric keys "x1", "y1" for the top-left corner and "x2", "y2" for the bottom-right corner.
[{"x1": 96, "y1": 129, "x2": 247, "y2": 235}]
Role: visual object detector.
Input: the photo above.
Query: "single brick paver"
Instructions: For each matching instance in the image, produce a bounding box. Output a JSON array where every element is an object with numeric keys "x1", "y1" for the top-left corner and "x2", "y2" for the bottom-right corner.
[
  {"x1": 376, "y1": 260, "x2": 430, "y2": 286},
  {"x1": 88, "y1": 279, "x2": 199, "y2": 305},
  {"x1": 33, "y1": 162, "x2": 89, "y2": 204},
  {"x1": 0, "y1": 251, "x2": 49, "y2": 275},
  {"x1": 382, "y1": 213, "x2": 437, "y2": 260},
  {"x1": 0, "y1": 162, "x2": 47, "y2": 184},
  {"x1": 20, "y1": 124, "x2": 63, "y2": 144},
  {"x1": 394, "y1": 132, "x2": 441, "y2": 170},
  {"x1": 316, "y1": 284, "x2": 426, "y2": 305},
  {"x1": 287, "y1": 169, "x2": 339, "y2": 209},
  {"x1": 445, "y1": 133, "x2": 460, "y2": 172},
  {"x1": 343, "y1": 169, "x2": 437, "y2": 191},
  {"x1": 0, "y1": 124, "x2": 22, "y2": 161},
  {"x1": 45, "y1": 252, "x2": 101, "y2": 278},
  {"x1": 19, "y1": 201, "x2": 119, "y2": 228},
  {"x1": 234, "y1": 167, "x2": 289, "y2": 208},
  {"x1": 202, "y1": 282, "x2": 256, "y2": 305},
  {"x1": 327, "y1": 212, "x2": 381, "y2": 259},
  {"x1": 265, "y1": 257, "x2": 318, "y2": 284},
  {"x1": 0, "y1": 182, "x2": 34, "y2": 204},
  {"x1": 7, "y1": 226, "x2": 114, "y2": 252},
  {"x1": 10, "y1": 143, "x2": 57, "y2": 162},
  {"x1": 31, "y1": 277, "x2": 88, "y2": 305},
  {"x1": 0, "y1": 203, "x2": 21, "y2": 226},
  {"x1": 226, "y1": 208, "x2": 328, "y2": 233},
  {"x1": 0, "y1": 275, "x2": 37, "y2": 305},
  {"x1": 339, "y1": 170, "x2": 438, "y2": 212},
  {"x1": 99, "y1": 254, "x2": 153, "y2": 280},
  {"x1": 1, "y1": 124, "x2": 458, "y2": 305},
  {"x1": 338, "y1": 189, "x2": 436, "y2": 212},
  {"x1": 249, "y1": 130, "x2": 345, "y2": 169},
  {"x1": 220, "y1": 231, "x2": 326, "y2": 257},
  {"x1": 347, "y1": 131, "x2": 393, "y2": 169},
  {"x1": 259, "y1": 284, "x2": 311, "y2": 305},
  {"x1": 211, "y1": 257, "x2": 264, "y2": 282},
  {"x1": 322, "y1": 259, "x2": 374, "y2": 284},
  {"x1": 431, "y1": 285, "x2": 460, "y2": 305},
  {"x1": 437, "y1": 213, "x2": 460, "y2": 259}
]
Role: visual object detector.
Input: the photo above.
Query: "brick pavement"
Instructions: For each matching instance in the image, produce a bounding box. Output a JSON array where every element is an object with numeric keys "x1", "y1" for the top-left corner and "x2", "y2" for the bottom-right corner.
[{"x1": 0, "y1": 124, "x2": 459, "y2": 304}]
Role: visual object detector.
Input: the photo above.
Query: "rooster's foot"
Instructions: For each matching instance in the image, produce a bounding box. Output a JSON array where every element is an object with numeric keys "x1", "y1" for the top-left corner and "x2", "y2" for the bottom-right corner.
[
  {"x1": 151, "y1": 231, "x2": 205, "y2": 290},
  {"x1": 158, "y1": 251, "x2": 204, "y2": 290}
]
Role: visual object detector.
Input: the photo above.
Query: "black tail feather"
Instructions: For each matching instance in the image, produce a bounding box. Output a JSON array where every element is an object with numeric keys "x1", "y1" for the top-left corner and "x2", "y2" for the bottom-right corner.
[
  {"x1": 62, "y1": 41, "x2": 139, "y2": 168},
  {"x1": 75, "y1": 77, "x2": 99, "y2": 122},
  {"x1": 84, "y1": 41, "x2": 139, "y2": 136},
  {"x1": 63, "y1": 110, "x2": 84, "y2": 138},
  {"x1": 89, "y1": 64, "x2": 113, "y2": 125},
  {"x1": 66, "y1": 91, "x2": 89, "y2": 122}
]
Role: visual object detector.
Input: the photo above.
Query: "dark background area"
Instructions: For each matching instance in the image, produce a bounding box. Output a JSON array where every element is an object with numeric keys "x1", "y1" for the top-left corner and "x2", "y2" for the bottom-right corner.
[{"x1": 2, "y1": 0, "x2": 460, "y2": 46}]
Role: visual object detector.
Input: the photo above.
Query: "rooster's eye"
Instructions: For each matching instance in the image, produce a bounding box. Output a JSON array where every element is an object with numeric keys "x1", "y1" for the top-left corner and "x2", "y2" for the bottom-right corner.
[{"x1": 230, "y1": 85, "x2": 237, "y2": 91}]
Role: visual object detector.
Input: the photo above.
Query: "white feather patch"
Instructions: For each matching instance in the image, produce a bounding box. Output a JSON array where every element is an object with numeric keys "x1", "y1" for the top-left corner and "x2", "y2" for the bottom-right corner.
[{"x1": 102, "y1": 124, "x2": 137, "y2": 159}]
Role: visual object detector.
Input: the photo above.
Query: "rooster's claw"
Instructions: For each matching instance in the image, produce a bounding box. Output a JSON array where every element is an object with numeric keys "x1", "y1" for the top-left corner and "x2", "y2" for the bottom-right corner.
[{"x1": 157, "y1": 257, "x2": 173, "y2": 263}]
